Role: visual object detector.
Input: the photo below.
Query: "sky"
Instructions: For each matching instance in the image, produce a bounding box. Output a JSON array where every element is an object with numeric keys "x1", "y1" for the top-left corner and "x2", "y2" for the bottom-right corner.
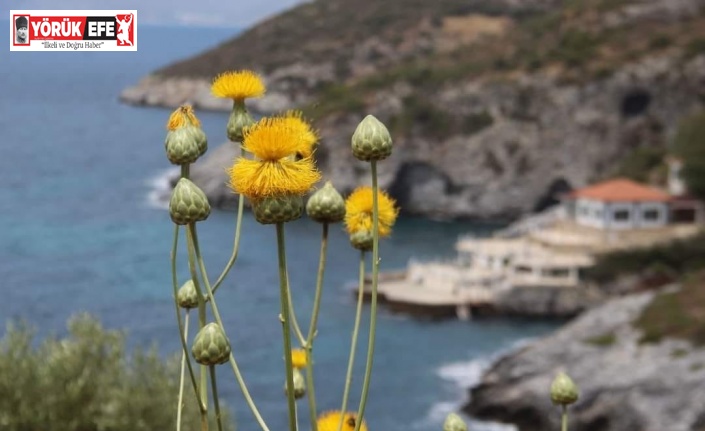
[{"x1": 4, "y1": 0, "x2": 306, "y2": 28}]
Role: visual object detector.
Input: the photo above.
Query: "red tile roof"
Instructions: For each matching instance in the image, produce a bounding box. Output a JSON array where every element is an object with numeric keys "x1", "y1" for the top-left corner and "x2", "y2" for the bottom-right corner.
[{"x1": 568, "y1": 178, "x2": 670, "y2": 202}]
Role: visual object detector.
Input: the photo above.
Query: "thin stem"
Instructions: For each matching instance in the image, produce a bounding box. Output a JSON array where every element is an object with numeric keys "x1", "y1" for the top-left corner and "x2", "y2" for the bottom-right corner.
[
  {"x1": 561, "y1": 405, "x2": 568, "y2": 431},
  {"x1": 170, "y1": 225, "x2": 205, "y2": 413},
  {"x1": 177, "y1": 311, "x2": 191, "y2": 431},
  {"x1": 189, "y1": 224, "x2": 271, "y2": 431},
  {"x1": 210, "y1": 365, "x2": 224, "y2": 431},
  {"x1": 212, "y1": 147, "x2": 246, "y2": 296},
  {"x1": 276, "y1": 223, "x2": 298, "y2": 431},
  {"x1": 305, "y1": 223, "x2": 329, "y2": 431},
  {"x1": 287, "y1": 278, "x2": 307, "y2": 346},
  {"x1": 338, "y1": 250, "x2": 366, "y2": 431},
  {"x1": 354, "y1": 160, "x2": 380, "y2": 431}
]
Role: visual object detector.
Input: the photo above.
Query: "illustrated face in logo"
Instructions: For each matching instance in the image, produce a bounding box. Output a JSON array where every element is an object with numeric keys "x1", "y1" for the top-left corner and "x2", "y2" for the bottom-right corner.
[{"x1": 15, "y1": 16, "x2": 29, "y2": 43}]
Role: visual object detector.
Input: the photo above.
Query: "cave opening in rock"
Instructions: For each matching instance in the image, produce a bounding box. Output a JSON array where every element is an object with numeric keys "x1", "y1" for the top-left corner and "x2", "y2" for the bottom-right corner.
[{"x1": 621, "y1": 90, "x2": 651, "y2": 118}]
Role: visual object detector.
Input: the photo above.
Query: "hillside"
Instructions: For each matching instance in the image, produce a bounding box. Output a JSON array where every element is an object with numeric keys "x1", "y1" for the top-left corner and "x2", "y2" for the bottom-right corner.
[{"x1": 122, "y1": 0, "x2": 705, "y2": 219}]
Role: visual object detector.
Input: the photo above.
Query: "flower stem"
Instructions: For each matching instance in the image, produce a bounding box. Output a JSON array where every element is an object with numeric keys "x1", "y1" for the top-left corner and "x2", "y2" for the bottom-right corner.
[
  {"x1": 287, "y1": 278, "x2": 307, "y2": 346},
  {"x1": 338, "y1": 250, "x2": 366, "y2": 431},
  {"x1": 210, "y1": 365, "x2": 224, "y2": 431},
  {"x1": 305, "y1": 222, "x2": 329, "y2": 431},
  {"x1": 354, "y1": 160, "x2": 380, "y2": 431},
  {"x1": 561, "y1": 405, "x2": 568, "y2": 431},
  {"x1": 211, "y1": 147, "x2": 246, "y2": 296},
  {"x1": 276, "y1": 222, "x2": 298, "y2": 431},
  {"x1": 171, "y1": 227, "x2": 204, "y2": 413},
  {"x1": 177, "y1": 310, "x2": 191, "y2": 431},
  {"x1": 188, "y1": 224, "x2": 271, "y2": 431}
]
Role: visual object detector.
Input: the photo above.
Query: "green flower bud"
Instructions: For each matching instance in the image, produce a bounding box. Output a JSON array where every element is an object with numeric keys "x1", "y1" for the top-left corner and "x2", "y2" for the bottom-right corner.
[
  {"x1": 351, "y1": 114, "x2": 393, "y2": 162},
  {"x1": 350, "y1": 229, "x2": 374, "y2": 251},
  {"x1": 165, "y1": 126, "x2": 207, "y2": 165},
  {"x1": 443, "y1": 413, "x2": 468, "y2": 431},
  {"x1": 252, "y1": 195, "x2": 303, "y2": 225},
  {"x1": 191, "y1": 322, "x2": 231, "y2": 366},
  {"x1": 284, "y1": 368, "x2": 306, "y2": 400},
  {"x1": 227, "y1": 100, "x2": 255, "y2": 143},
  {"x1": 177, "y1": 280, "x2": 199, "y2": 309},
  {"x1": 550, "y1": 372, "x2": 579, "y2": 405},
  {"x1": 306, "y1": 182, "x2": 346, "y2": 223},
  {"x1": 169, "y1": 178, "x2": 211, "y2": 225}
]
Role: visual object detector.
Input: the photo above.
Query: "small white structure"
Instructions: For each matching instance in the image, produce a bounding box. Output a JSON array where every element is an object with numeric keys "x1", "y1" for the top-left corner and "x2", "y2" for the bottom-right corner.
[{"x1": 564, "y1": 178, "x2": 671, "y2": 230}]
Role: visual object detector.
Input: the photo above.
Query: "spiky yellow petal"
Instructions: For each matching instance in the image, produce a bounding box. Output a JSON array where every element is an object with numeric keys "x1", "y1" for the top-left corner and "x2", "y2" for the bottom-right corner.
[
  {"x1": 229, "y1": 157, "x2": 321, "y2": 199},
  {"x1": 278, "y1": 110, "x2": 319, "y2": 158},
  {"x1": 317, "y1": 411, "x2": 368, "y2": 431},
  {"x1": 242, "y1": 118, "x2": 307, "y2": 161},
  {"x1": 211, "y1": 70, "x2": 266, "y2": 100},
  {"x1": 344, "y1": 187, "x2": 398, "y2": 237},
  {"x1": 291, "y1": 349, "x2": 307, "y2": 369},
  {"x1": 167, "y1": 105, "x2": 201, "y2": 130}
]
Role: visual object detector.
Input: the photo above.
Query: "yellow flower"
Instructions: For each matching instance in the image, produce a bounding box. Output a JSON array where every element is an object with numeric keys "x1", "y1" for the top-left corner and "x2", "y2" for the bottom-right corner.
[
  {"x1": 211, "y1": 70, "x2": 266, "y2": 100},
  {"x1": 167, "y1": 105, "x2": 201, "y2": 130},
  {"x1": 345, "y1": 187, "x2": 398, "y2": 237},
  {"x1": 278, "y1": 110, "x2": 319, "y2": 158},
  {"x1": 228, "y1": 118, "x2": 321, "y2": 199},
  {"x1": 317, "y1": 411, "x2": 368, "y2": 431},
  {"x1": 291, "y1": 348, "x2": 307, "y2": 369}
]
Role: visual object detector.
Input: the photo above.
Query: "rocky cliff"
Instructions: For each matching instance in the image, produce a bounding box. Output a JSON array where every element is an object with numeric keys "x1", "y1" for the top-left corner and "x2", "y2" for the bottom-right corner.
[
  {"x1": 463, "y1": 278, "x2": 705, "y2": 431},
  {"x1": 125, "y1": 0, "x2": 705, "y2": 219}
]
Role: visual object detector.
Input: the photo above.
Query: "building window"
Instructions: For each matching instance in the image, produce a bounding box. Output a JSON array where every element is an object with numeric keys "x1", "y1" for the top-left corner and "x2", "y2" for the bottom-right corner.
[
  {"x1": 643, "y1": 209, "x2": 660, "y2": 221},
  {"x1": 613, "y1": 209, "x2": 630, "y2": 221}
]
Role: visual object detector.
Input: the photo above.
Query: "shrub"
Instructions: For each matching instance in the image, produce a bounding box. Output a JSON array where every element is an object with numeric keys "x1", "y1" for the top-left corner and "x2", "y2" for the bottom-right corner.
[
  {"x1": 0, "y1": 314, "x2": 233, "y2": 431},
  {"x1": 674, "y1": 111, "x2": 705, "y2": 200}
]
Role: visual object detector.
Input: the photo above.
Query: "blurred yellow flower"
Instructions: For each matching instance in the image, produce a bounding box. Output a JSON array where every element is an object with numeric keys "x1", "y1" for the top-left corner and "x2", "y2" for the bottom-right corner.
[
  {"x1": 291, "y1": 348, "x2": 307, "y2": 369},
  {"x1": 317, "y1": 411, "x2": 368, "y2": 431},
  {"x1": 344, "y1": 187, "x2": 398, "y2": 237},
  {"x1": 278, "y1": 110, "x2": 319, "y2": 158},
  {"x1": 211, "y1": 70, "x2": 266, "y2": 100},
  {"x1": 228, "y1": 118, "x2": 321, "y2": 199},
  {"x1": 166, "y1": 105, "x2": 201, "y2": 130}
]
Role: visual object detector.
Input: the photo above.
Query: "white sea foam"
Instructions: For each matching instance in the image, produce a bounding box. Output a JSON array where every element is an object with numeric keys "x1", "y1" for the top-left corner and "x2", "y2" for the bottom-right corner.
[{"x1": 145, "y1": 167, "x2": 179, "y2": 210}]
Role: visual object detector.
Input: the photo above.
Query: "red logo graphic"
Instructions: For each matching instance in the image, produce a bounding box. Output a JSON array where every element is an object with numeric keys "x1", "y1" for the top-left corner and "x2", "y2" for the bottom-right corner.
[{"x1": 115, "y1": 13, "x2": 134, "y2": 46}]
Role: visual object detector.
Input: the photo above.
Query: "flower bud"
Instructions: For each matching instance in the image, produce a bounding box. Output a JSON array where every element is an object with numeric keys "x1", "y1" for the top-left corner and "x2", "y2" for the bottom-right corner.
[
  {"x1": 351, "y1": 115, "x2": 393, "y2": 162},
  {"x1": 443, "y1": 413, "x2": 468, "y2": 431},
  {"x1": 284, "y1": 368, "x2": 306, "y2": 400},
  {"x1": 177, "y1": 280, "x2": 199, "y2": 309},
  {"x1": 550, "y1": 372, "x2": 579, "y2": 405},
  {"x1": 165, "y1": 126, "x2": 207, "y2": 165},
  {"x1": 306, "y1": 182, "x2": 346, "y2": 223},
  {"x1": 191, "y1": 322, "x2": 231, "y2": 366},
  {"x1": 349, "y1": 229, "x2": 374, "y2": 251},
  {"x1": 252, "y1": 195, "x2": 303, "y2": 225},
  {"x1": 226, "y1": 100, "x2": 255, "y2": 143},
  {"x1": 169, "y1": 178, "x2": 211, "y2": 225}
]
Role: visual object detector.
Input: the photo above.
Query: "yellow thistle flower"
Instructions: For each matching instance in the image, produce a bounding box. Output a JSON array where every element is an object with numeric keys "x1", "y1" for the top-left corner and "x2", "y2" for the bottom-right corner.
[
  {"x1": 278, "y1": 110, "x2": 319, "y2": 158},
  {"x1": 229, "y1": 118, "x2": 321, "y2": 199},
  {"x1": 317, "y1": 411, "x2": 368, "y2": 431},
  {"x1": 211, "y1": 70, "x2": 266, "y2": 100},
  {"x1": 291, "y1": 348, "x2": 307, "y2": 369},
  {"x1": 167, "y1": 105, "x2": 201, "y2": 130},
  {"x1": 344, "y1": 187, "x2": 398, "y2": 237}
]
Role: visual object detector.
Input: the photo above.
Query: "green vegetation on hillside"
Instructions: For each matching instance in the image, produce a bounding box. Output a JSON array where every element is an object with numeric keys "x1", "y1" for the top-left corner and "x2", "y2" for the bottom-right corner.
[
  {"x1": 0, "y1": 314, "x2": 233, "y2": 431},
  {"x1": 674, "y1": 111, "x2": 705, "y2": 200}
]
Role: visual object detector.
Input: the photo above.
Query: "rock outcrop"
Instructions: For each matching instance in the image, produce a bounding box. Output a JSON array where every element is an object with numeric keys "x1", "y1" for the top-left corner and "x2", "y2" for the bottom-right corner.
[{"x1": 463, "y1": 287, "x2": 705, "y2": 431}]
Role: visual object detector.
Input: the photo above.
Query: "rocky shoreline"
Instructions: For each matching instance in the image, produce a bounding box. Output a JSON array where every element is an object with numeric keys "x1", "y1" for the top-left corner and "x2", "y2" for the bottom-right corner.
[{"x1": 462, "y1": 286, "x2": 705, "y2": 431}]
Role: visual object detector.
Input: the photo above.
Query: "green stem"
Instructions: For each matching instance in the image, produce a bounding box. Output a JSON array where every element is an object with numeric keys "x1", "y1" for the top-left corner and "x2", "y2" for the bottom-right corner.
[
  {"x1": 188, "y1": 224, "x2": 271, "y2": 431},
  {"x1": 338, "y1": 250, "x2": 366, "y2": 431},
  {"x1": 177, "y1": 311, "x2": 191, "y2": 431},
  {"x1": 276, "y1": 223, "x2": 298, "y2": 431},
  {"x1": 287, "y1": 278, "x2": 307, "y2": 346},
  {"x1": 171, "y1": 225, "x2": 204, "y2": 413},
  {"x1": 354, "y1": 160, "x2": 380, "y2": 431},
  {"x1": 210, "y1": 365, "x2": 224, "y2": 431},
  {"x1": 211, "y1": 147, "x2": 246, "y2": 296},
  {"x1": 562, "y1": 405, "x2": 568, "y2": 431},
  {"x1": 305, "y1": 223, "x2": 329, "y2": 431}
]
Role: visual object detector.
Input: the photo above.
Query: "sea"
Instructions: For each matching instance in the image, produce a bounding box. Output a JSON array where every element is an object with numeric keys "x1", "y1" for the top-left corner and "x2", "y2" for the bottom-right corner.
[{"x1": 0, "y1": 24, "x2": 559, "y2": 431}]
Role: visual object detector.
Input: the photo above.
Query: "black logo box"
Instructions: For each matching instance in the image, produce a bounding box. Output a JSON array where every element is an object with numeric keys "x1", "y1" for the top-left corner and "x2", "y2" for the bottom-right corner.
[{"x1": 82, "y1": 17, "x2": 126, "y2": 40}]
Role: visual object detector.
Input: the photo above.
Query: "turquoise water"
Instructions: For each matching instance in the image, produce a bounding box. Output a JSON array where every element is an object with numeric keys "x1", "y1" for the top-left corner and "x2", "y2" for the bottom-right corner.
[{"x1": 0, "y1": 25, "x2": 558, "y2": 431}]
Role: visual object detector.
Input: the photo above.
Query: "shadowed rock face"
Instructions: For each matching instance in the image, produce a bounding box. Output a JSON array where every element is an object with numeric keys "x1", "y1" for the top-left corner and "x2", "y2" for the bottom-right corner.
[{"x1": 463, "y1": 288, "x2": 705, "y2": 431}]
